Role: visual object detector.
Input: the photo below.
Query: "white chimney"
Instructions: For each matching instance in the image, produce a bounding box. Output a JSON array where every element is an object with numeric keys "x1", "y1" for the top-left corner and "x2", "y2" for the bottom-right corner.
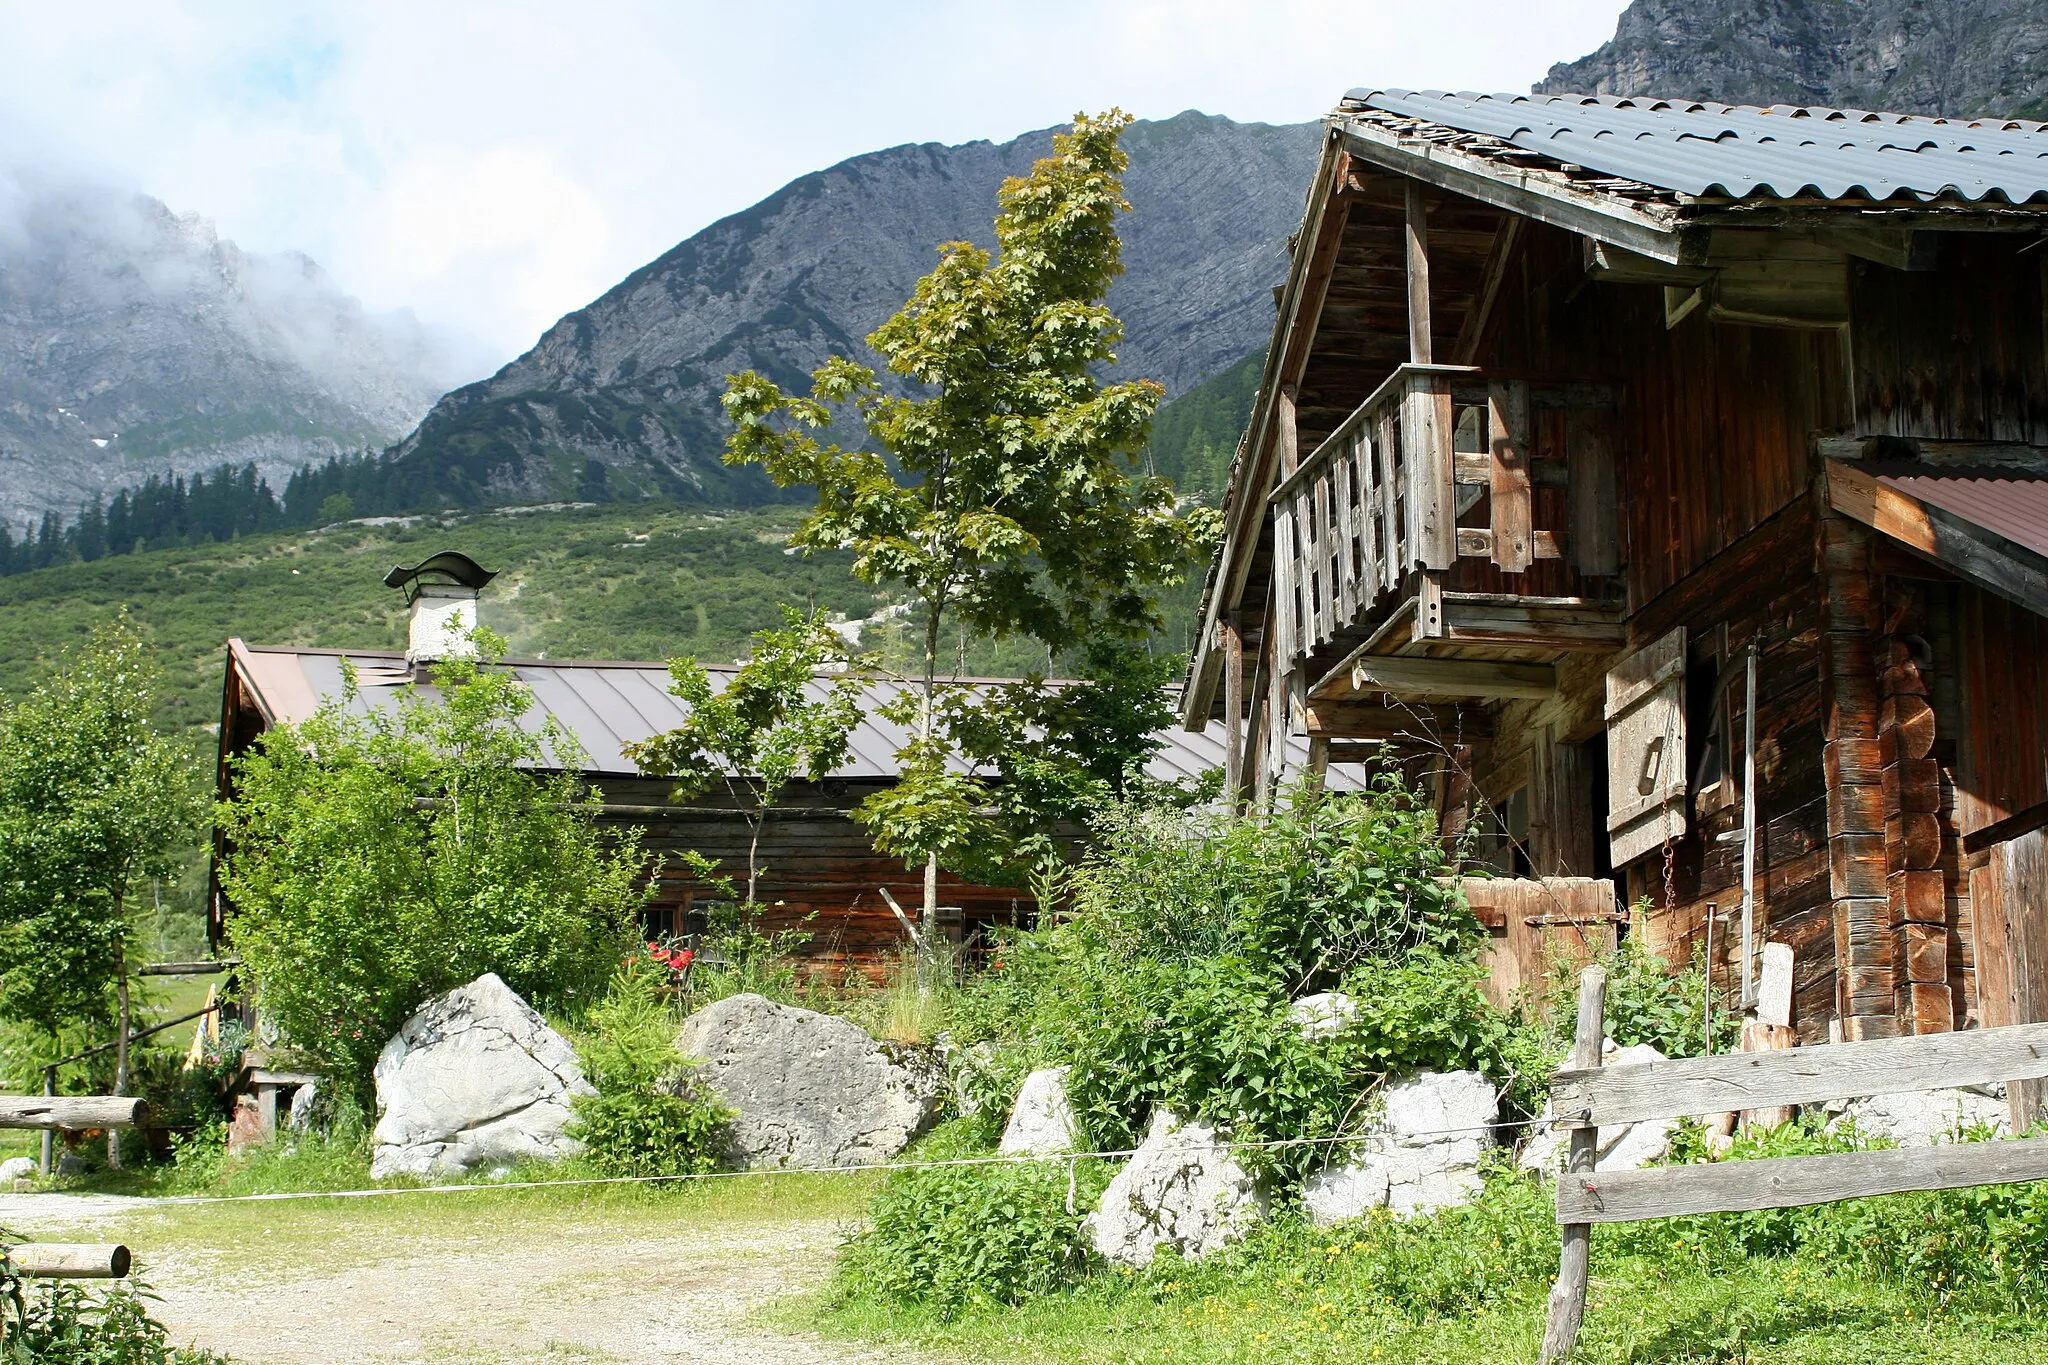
[{"x1": 382, "y1": 552, "x2": 498, "y2": 668}]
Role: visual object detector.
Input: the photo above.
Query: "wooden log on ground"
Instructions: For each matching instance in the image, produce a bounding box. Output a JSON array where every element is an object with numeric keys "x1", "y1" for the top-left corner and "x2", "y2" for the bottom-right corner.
[
  {"x1": 1550, "y1": 1018, "x2": 2048, "y2": 1127},
  {"x1": 5, "y1": 1244, "x2": 131, "y2": 1278},
  {"x1": 0, "y1": 1096, "x2": 149, "y2": 1131},
  {"x1": 1557, "y1": 1134, "x2": 2048, "y2": 1224}
]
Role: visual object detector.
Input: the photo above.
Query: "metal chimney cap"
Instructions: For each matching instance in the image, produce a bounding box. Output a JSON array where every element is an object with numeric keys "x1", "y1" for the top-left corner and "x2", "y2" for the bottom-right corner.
[{"x1": 382, "y1": 551, "x2": 498, "y2": 594}]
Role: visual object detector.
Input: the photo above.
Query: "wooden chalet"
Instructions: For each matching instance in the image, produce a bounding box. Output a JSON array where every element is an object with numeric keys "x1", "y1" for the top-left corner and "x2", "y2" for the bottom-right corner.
[
  {"x1": 1183, "y1": 89, "x2": 2048, "y2": 1063},
  {"x1": 213, "y1": 555, "x2": 1336, "y2": 978}
]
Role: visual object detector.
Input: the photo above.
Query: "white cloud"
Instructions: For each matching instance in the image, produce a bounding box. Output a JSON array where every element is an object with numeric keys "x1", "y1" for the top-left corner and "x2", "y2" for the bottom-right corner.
[{"x1": 0, "y1": 0, "x2": 1629, "y2": 380}]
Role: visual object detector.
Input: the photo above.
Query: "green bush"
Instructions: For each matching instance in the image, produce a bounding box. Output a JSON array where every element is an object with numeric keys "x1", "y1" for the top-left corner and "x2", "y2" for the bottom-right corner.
[
  {"x1": 568, "y1": 965, "x2": 732, "y2": 1177},
  {"x1": 836, "y1": 1123, "x2": 1111, "y2": 1314},
  {"x1": 1553, "y1": 924, "x2": 1739, "y2": 1059},
  {"x1": 1, "y1": 1277, "x2": 228, "y2": 1363}
]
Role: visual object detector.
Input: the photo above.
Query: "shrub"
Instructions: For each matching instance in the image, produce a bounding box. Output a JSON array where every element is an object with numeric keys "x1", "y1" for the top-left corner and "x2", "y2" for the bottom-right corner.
[
  {"x1": 836, "y1": 1122, "x2": 1111, "y2": 1314},
  {"x1": 1552, "y1": 923, "x2": 1739, "y2": 1060},
  {"x1": 0, "y1": 1274, "x2": 228, "y2": 1363},
  {"x1": 218, "y1": 633, "x2": 650, "y2": 1093},
  {"x1": 568, "y1": 964, "x2": 732, "y2": 1177}
]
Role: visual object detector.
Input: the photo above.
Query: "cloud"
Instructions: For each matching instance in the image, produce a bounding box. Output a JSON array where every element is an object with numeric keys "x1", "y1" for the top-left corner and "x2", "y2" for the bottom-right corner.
[{"x1": 0, "y1": 0, "x2": 1629, "y2": 380}]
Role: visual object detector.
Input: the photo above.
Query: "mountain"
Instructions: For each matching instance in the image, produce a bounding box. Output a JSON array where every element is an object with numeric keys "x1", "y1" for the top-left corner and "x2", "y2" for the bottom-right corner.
[
  {"x1": 1539, "y1": 0, "x2": 2048, "y2": 118},
  {"x1": 0, "y1": 169, "x2": 459, "y2": 525},
  {"x1": 383, "y1": 112, "x2": 1321, "y2": 507}
]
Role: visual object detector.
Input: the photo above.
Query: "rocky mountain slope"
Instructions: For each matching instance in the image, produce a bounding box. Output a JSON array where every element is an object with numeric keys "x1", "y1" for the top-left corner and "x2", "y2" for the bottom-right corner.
[
  {"x1": 0, "y1": 172, "x2": 455, "y2": 524},
  {"x1": 1539, "y1": 0, "x2": 2048, "y2": 118},
  {"x1": 385, "y1": 112, "x2": 1321, "y2": 506}
]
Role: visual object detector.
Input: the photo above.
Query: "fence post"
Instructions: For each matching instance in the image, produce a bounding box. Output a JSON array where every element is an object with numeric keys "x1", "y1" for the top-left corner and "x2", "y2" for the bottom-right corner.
[
  {"x1": 38, "y1": 1067, "x2": 53, "y2": 1178},
  {"x1": 1541, "y1": 963, "x2": 1607, "y2": 1363}
]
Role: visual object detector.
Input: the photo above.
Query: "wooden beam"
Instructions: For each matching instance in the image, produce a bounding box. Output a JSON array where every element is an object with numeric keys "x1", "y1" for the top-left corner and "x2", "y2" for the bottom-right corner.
[
  {"x1": 1405, "y1": 180, "x2": 1432, "y2": 364},
  {"x1": 1827, "y1": 460, "x2": 2048, "y2": 618},
  {"x1": 1488, "y1": 381, "x2": 1532, "y2": 572},
  {"x1": 1549, "y1": 1018, "x2": 2048, "y2": 1127},
  {"x1": 1453, "y1": 216, "x2": 1523, "y2": 365},
  {"x1": 1343, "y1": 655, "x2": 1556, "y2": 700},
  {"x1": 0, "y1": 1097, "x2": 150, "y2": 1130},
  {"x1": 1540, "y1": 965, "x2": 1607, "y2": 1364},
  {"x1": 4, "y1": 1244, "x2": 132, "y2": 1279},
  {"x1": 1556, "y1": 1135, "x2": 2048, "y2": 1224},
  {"x1": 1221, "y1": 613, "x2": 1244, "y2": 804},
  {"x1": 1301, "y1": 699, "x2": 1491, "y2": 742},
  {"x1": 1337, "y1": 122, "x2": 1686, "y2": 265},
  {"x1": 1815, "y1": 224, "x2": 1937, "y2": 272},
  {"x1": 1277, "y1": 385, "x2": 1299, "y2": 478},
  {"x1": 1440, "y1": 595, "x2": 1625, "y2": 650}
]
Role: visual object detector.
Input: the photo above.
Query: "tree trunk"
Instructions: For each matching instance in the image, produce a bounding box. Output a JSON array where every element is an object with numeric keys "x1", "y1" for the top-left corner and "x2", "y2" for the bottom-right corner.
[
  {"x1": 108, "y1": 920, "x2": 128, "y2": 1171},
  {"x1": 920, "y1": 607, "x2": 941, "y2": 986}
]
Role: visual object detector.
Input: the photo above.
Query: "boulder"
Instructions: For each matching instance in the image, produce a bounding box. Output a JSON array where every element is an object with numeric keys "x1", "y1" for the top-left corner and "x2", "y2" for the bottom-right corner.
[
  {"x1": 0, "y1": 1156, "x2": 37, "y2": 1182},
  {"x1": 371, "y1": 973, "x2": 592, "y2": 1181},
  {"x1": 1287, "y1": 992, "x2": 1361, "y2": 1039},
  {"x1": 999, "y1": 1066, "x2": 1081, "y2": 1156},
  {"x1": 1829, "y1": 1086, "x2": 2009, "y2": 1146},
  {"x1": 1086, "y1": 1109, "x2": 1266, "y2": 1267},
  {"x1": 676, "y1": 993, "x2": 943, "y2": 1168},
  {"x1": 1305, "y1": 1069, "x2": 1498, "y2": 1223},
  {"x1": 286, "y1": 1080, "x2": 320, "y2": 1133},
  {"x1": 1520, "y1": 1043, "x2": 1674, "y2": 1175}
]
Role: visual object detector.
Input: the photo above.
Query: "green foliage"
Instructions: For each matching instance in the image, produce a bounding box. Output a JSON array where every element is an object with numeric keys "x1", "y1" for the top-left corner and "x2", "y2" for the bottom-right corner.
[
  {"x1": 721, "y1": 111, "x2": 1217, "y2": 896},
  {"x1": 217, "y1": 633, "x2": 651, "y2": 1090},
  {"x1": 0, "y1": 1276, "x2": 228, "y2": 1364},
  {"x1": 568, "y1": 965, "x2": 732, "y2": 1178},
  {"x1": 1554, "y1": 924, "x2": 1740, "y2": 1059},
  {"x1": 1140, "y1": 347, "x2": 1264, "y2": 498},
  {"x1": 0, "y1": 617, "x2": 194, "y2": 1037},
  {"x1": 836, "y1": 1122, "x2": 1111, "y2": 1314},
  {"x1": 627, "y1": 607, "x2": 866, "y2": 902}
]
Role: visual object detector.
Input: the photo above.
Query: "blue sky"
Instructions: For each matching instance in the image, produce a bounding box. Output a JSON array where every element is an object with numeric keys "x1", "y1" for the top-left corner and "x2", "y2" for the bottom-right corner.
[{"x1": 0, "y1": 0, "x2": 1629, "y2": 380}]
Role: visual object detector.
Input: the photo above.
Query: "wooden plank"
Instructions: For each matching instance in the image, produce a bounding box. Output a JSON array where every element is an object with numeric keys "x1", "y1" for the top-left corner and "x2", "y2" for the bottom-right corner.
[
  {"x1": 1376, "y1": 409, "x2": 1402, "y2": 593},
  {"x1": 1757, "y1": 942, "x2": 1795, "y2": 1027},
  {"x1": 1301, "y1": 699, "x2": 1492, "y2": 742},
  {"x1": 1222, "y1": 614, "x2": 1244, "y2": 804},
  {"x1": 1272, "y1": 502, "x2": 1299, "y2": 669},
  {"x1": 1551, "y1": 1018, "x2": 2048, "y2": 1127},
  {"x1": 1488, "y1": 381, "x2": 1533, "y2": 572},
  {"x1": 1457, "y1": 528, "x2": 1564, "y2": 560},
  {"x1": 1556, "y1": 1134, "x2": 2048, "y2": 1224},
  {"x1": 1440, "y1": 596, "x2": 1625, "y2": 650},
  {"x1": 1334, "y1": 434, "x2": 1359, "y2": 624},
  {"x1": 1567, "y1": 401, "x2": 1620, "y2": 576},
  {"x1": 1453, "y1": 215, "x2": 1523, "y2": 365},
  {"x1": 0, "y1": 1097, "x2": 150, "y2": 1130},
  {"x1": 1405, "y1": 180, "x2": 1432, "y2": 364},
  {"x1": 1404, "y1": 377, "x2": 1457, "y2": 570},
  {"x1": 1348, "y1": 655, "x2": 1556, "y2": 700}
]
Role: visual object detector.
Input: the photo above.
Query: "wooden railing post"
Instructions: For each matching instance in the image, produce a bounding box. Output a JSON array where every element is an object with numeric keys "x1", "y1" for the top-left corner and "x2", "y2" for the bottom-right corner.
[
  {"x1": 38, "y1": 1067, "x2": 53, "y2": 1177},
  {"x1": 1542, "y1": 964, "x2": 1607, "y2": 1364}
]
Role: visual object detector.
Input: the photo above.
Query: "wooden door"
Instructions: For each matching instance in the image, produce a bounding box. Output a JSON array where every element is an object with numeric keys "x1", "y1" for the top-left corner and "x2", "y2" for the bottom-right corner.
[{"x1": 1605, "y1": 628, "x2": 1689, "y2": 867}]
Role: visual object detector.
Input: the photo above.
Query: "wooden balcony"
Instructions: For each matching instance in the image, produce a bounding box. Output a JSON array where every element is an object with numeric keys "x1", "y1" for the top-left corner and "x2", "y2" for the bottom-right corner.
[{"x1": 1268, "y1": 364, "x2": 1624, "y2": 711}]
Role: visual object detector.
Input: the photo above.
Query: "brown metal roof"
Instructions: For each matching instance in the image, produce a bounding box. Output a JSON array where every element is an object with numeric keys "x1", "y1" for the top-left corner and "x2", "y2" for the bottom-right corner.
[
  {"x1": 227, "y1": 644, "x2": 1363, "y2": 789},
  {"x1": 1880, "y1": 471, "x2": 2048, "y2": 560}
]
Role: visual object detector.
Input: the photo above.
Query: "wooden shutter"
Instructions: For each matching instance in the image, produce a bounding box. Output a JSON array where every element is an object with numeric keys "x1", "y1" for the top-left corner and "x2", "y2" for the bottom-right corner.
[{"x1": 1605, "y1": 628, "x2": 1687, "y2": 866}]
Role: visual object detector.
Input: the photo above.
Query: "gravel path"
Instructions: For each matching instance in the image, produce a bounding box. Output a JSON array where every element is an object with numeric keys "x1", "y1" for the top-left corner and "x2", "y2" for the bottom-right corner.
[{"x1": 0, "y1": 1192, "x2": 944, "y2": 1364}]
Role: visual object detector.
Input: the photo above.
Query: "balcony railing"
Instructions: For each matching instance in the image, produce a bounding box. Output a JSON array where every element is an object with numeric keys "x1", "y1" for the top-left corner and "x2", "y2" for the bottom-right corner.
[{"x1": 1267, "y1": 364, "x2": 1616, "y2": 681}]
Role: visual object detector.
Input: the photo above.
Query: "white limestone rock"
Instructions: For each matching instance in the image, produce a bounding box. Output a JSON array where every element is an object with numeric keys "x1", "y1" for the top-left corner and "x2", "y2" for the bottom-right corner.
[
  {"x1": 1305, "y1": 1069, "x2": 1499, "y2": 1224},
  {"x1": 1829, "y1": 1085, "x2": 2010, "y2": 1146},
  {"x1": 676, "y1": 993, "x2": 943, "y2": 1169},
  {"x1": 1520, "y1": 1043, "x2": 1674, "y2": 1175},
  {"x1": 370, "y1": 973, "x2": 592, "y2": 1181},
  {"x1": 999, "y1": 1066, "x2": 1081, "y2": 1156},
  {"x1": 0, "y1": 1156, "x2": 37, "y2": 1182},
  {"x1": 1287, "y1": 992, "x2": 1362, "y2": 1039},
  {"x1": 1086, "y1": 1109, "x2": 1266, "y2": 1266}
]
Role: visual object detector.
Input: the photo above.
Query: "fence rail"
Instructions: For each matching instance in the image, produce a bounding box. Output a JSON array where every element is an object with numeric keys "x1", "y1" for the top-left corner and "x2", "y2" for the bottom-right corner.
[{"x1": 1539, "y1": 964, "x2": 2048, "y2": 1362}]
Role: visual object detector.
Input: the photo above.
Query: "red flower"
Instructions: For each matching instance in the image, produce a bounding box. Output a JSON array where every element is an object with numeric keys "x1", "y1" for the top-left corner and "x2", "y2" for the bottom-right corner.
[{"x1": 673, "y1": 949, "x2": 695, "y2": 967}]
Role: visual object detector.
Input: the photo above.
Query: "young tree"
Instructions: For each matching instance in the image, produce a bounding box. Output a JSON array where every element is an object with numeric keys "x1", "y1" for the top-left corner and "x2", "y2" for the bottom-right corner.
[
  {"x1": 218, "y1": 632, "x2": 651, "y2": 1091},
  {"x1": 0, "y1": 617, "x2": 194, "y2": 1144},
  {"x1": 722, "y1": 111, "x2": 1217, "y2": 944},
  {"x1": 626, "y1": 607, "x2": 867, "y2": 907}
]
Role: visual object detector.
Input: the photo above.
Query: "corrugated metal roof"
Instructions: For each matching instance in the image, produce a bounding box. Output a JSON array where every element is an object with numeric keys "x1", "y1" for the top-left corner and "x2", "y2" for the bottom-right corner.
[
  {"x1": 230, "y1": 646, "x2": 1366, "y2": 790},
  {"x1": 1351, "y1": 89, "x2": 2048, "y2": 205},
  {"x1": 1880, "y1": 471, "x2": 2048, "y2": 559}
]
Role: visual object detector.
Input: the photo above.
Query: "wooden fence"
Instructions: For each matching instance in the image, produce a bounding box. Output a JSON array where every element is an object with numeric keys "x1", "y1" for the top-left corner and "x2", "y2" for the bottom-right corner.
[{"x1": 1540, "y1": 964, "x2": 2048, "y2": 1360}]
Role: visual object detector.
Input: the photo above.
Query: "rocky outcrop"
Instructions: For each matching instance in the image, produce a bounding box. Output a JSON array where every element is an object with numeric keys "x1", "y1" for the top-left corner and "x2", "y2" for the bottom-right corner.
[
  {"x1": 1536, "y1": 0, "x2": 2048, "y2": 120},
  {"x1": 1829, "y1": 1086, "x2": 2010, "y2": 1146},
  {"x1": 1305, "y1": 1070, "x2": 1499, "y2": 1223},
  {"x1": 0, "y1": 1156, "x2": 37, "y2": 1183},
  {"x1": 384, "y1": 113, "x2": 1320, "y2": 506},
  {"x1": 1520, "y1": 1043, "x2": 1676, "y2": 1175},
  {"x1": 999, "y1": 1066, "x2": 1081, "y2": 1156},
  {"x1": 1086, "y1": 1109, "x2": 1266, "y2": 1267},
  {"x1": 0, "y1": 173, "x2": 450, "y2": 523},
  {"x1": 1287, "y1": 992, "x2": 1361, "y2": 1040},
  {"x1": 676, "y1": 993, "x2": 943, "y2": 1169},
  {"x1": 370, "y1": 974, "x2": 591, "y2": 1180}
]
